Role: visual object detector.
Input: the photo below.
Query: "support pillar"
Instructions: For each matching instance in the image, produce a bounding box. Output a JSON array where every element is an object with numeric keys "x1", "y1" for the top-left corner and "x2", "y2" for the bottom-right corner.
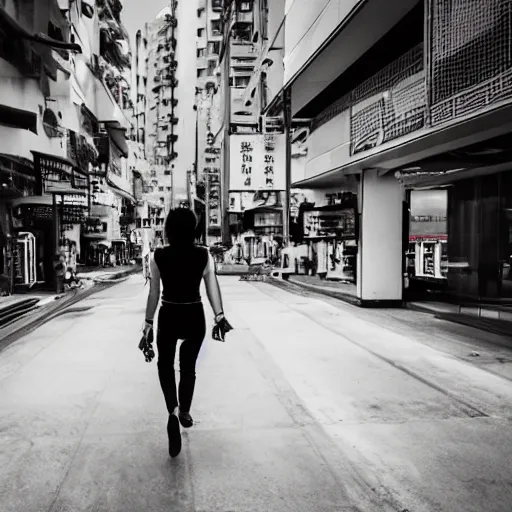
[{"x1": 357, "y1": 170, "x2": 404, "y2": 306}]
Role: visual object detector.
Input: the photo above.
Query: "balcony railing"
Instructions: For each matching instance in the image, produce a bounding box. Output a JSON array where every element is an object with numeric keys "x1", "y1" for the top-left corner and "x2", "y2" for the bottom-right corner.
[{"x1": 230, "y1": 42, "x2": 257, "y2": 59}]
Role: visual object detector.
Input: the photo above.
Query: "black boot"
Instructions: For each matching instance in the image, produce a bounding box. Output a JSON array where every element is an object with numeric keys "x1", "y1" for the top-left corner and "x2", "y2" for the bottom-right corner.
[
  {"x1": 178, "y1": 409, "x2": 193, "y2": 428},
  {"x1": 167, "y1": 410, "x2": 181, "y2": 458}
]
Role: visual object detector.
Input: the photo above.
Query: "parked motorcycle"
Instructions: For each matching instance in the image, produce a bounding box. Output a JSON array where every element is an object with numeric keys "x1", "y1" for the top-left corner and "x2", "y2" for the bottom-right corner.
[{"x1": 64, "y1": 267, "x2": 84, "y2": 290}]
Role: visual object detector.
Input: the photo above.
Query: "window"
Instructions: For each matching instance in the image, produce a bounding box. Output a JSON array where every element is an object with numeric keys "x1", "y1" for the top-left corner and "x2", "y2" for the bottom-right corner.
[
  {"x1": 239, "y1": 1, "x2": 252, "y2": 12},
  {"x1": 207, "y1": 60, "x2": 216, "y2": 76},
  {"x1": 211, "y1": 20, "x2": 222, "y2": 35},
  {"x1": 159, "y1": 186, "x2": 164, "y2": 192},
  {"x1": 208, "y1": 41, "x2": 220, "y2": 55},
  {"x1": 167, "y1": 187, "x2": 172, "y2": 191},
  {"x1": 197, "y1": 48, "x2": 206, "y2": 58},
  {"x1": 197, "y1": 28, "x2": 204, "y2": 37},
  {"x1": 231, "y1": 76, "x2": 250, "y2": 88},
  {"x1": 197, "y1": 7, "x2": 205, "y2": 16},
  {"x1": 164, "y1": 170, "x2": 171, "y2": 175},
  {"x1": 197, "y1": 69, "x2": 206, "y2": 77}
]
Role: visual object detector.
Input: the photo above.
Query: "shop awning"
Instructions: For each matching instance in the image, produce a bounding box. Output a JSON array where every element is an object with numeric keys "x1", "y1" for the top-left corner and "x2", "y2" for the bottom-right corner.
[
  {"x1": 84, "y1": 234, "x2": 110, "y2": 244},
  {"x1": 244, "y1": 205, "x2": 282, "y2": 213},
  {"x1": 106, "y1": 125, "x2": 129, "y2": 157},
  {"x1": 106, "y1": 176, "x2": 136, "y2": 203}
]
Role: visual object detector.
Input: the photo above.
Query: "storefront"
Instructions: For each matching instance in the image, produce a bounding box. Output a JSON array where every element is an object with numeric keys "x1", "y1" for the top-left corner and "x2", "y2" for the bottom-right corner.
[
  {"x1": 447, "y1": 171, "x2": 512, "y2": 301},
  {"x1": 405, "y1": 171, "x2": 512, "y2": 302},
  {"x1": 406, "y1": 189, "x2": 448, "y2": 291},
  {"x1": 299, "y1": 193, "x2": 357, "y2": 282},
  {"x1": 10, "y1": 153, "x2": 89, "y2": 290},
  {"x1": 227, "y1": 191, "x2": 284, "y2": 265},
  {"x1": 0, "y1": 155, "x2": 37, "y2": 290}
]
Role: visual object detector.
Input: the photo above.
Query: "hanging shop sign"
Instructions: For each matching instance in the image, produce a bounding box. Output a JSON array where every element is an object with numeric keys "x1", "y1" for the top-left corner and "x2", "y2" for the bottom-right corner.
[
  {"x1": 229, "y1": 134, "x2": 285, "y2": 191},
  {"x1": 207, "y1": 166, "x2": 221, "y2": 229},
  {"x1": 56, "y1": 194, "x2": 88, "y2": 208},
  {"x1": 33, "y1": 153, "x2": 75, "y2": 195},
  {"x1": 303, "y1": 208, "x2": 356, "y2": 239},
  {"x1": 13, "y1": 204, "x2": 87, "y2": 224}
]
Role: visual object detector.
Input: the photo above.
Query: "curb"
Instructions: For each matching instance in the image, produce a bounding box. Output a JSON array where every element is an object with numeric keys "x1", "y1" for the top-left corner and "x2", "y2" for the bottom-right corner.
[
  {"x1": 0, "y1": 267, "x2": 141, "y2": 355},
  {"x1": 268, "y1": 276, "x2": 361, "y2": 306},
  {"x1": 270, "y1": 276, "x2": 512, "y2": 339}
]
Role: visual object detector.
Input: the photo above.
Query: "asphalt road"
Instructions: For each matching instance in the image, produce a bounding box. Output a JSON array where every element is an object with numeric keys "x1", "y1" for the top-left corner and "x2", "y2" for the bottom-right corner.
[{"x1": 1, "y1": 275, "x2": 512, "y2": 512}]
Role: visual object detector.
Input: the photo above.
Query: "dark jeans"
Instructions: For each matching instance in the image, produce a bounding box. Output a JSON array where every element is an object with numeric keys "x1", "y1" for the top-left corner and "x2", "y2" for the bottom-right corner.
[{"x1": 156, "y1": 302, "x2": 206, "y2": 414}]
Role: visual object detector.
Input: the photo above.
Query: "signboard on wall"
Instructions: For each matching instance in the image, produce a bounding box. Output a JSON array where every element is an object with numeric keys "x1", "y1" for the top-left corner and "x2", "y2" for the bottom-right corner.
[
  {"x1": 34, "y1": 153, "x2": 75, "y2": 195},
  {"x1": 57, "y1": 194, "x2": 88, "y2": 208},
  {"x1": 303, "y1": 208, "x2": 356, "y2": 238},
  {"x1": 409, "y1": 189, "x2": 447, "y2": 238},
  {"x1": 230, "y1": 134, "x2": 285, "y2": 191},
  {"x1": 229, "y1": 191, "x2": 282, "y2": 212}
]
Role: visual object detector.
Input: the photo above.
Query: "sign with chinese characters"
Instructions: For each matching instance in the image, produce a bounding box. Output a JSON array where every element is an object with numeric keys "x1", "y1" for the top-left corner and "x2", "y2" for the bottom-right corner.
[
  {"x1": 34, "y1": 153, "x2": 75, "y2": 195},
  {"x1": 204, "y1": 144, "x2": 222, "y2": 230},
  {"x1": 56, "y1": 194, "x2": 88, "y2": 208},
  {"x1": 229, "y1": 134, "x2": 285, "y2": 191},
  {"x1": 206, "y1": 165, "x2": 221, "y2": 229}
]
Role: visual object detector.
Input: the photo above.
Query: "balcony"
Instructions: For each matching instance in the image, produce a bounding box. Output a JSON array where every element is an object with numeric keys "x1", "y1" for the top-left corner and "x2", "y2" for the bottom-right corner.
[
  {"x1": 231, "y1": 110, "x2": 258, "y2": 126},
  {"x1": 230, "y1": 42, "x2": 257, "y2": 60},
  {"x1": 169, "y1": 116, "x2": 179, "y2": 125},
  {"x1": 233, "y1": 11, "x2": 253, "y2": 24}
]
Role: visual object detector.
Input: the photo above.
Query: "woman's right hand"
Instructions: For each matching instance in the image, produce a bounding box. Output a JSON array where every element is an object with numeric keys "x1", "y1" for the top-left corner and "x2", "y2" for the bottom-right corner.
[{"x1": 212, "y1": 316, "x2": 233, "y2": 342}]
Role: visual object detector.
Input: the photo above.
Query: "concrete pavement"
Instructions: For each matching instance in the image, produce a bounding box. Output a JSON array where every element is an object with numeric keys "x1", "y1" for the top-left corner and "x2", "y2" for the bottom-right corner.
[{"x1": 1, "y1": 276, "x2": 512, "y2": 511}]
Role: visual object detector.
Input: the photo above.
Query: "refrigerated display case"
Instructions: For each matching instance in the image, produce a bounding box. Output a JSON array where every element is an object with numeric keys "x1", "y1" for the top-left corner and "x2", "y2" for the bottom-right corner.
[{"x1": 12, "y1": 232, "x2": 37, "y2": 287}]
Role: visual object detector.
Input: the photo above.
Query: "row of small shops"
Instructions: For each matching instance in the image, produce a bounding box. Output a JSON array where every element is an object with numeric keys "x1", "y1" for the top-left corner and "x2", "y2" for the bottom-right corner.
[{"x1": 0, "y1": 149, "x2": 142, "y2": 293}]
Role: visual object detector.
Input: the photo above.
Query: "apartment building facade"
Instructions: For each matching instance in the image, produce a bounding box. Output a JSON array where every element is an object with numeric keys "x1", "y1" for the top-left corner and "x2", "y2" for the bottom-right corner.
[
  {"x1": 132, "y1": 0, "x2": 199, "y2": 245},
  {"x1": 193, "y1": 0, "x2": 289, "y2": 261},
  {"x1": 0, "y1": 0, "x2": 139, "y2": 292}
]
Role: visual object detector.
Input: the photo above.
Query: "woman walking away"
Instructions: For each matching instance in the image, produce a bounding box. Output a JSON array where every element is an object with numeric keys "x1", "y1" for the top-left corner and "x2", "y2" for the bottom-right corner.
[{"x1": 142, "y1": 208, "x2": 233, "y2": 458}]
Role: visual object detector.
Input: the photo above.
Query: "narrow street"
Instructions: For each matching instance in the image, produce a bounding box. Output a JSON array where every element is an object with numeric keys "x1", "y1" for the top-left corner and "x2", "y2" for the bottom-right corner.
[{"x1": 1, "y1": 275, "x2": 512, "y2": 512}]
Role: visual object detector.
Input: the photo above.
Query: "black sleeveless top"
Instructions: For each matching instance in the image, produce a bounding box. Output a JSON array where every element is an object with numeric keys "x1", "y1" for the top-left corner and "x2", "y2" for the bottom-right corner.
[{"x1": 154, "y1": 244, "x2": 209, "y2": 303}]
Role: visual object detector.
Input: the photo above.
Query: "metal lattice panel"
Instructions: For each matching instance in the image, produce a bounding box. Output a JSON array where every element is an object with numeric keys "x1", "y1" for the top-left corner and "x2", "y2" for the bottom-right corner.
[
  {"x1": 350, "y1": 44, "x2": 426, "y2": 155},
  {"x1": 430, "y1": 0, "x2": 512, "y2": 125}
]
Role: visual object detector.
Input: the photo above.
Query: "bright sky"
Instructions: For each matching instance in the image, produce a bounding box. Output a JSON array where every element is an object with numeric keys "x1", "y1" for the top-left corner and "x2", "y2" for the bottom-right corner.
[{"x1": 121, "y1": 0, "x2": 170, "y2": 47}]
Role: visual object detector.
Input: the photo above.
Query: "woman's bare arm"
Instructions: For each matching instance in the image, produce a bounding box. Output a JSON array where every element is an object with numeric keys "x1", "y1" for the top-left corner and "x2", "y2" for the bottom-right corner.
[
  {"x1": 203, "y1": 251, "x2": 224, "y2": 318},
  {"x1": 144, "y1": 255, "x2": 161, "y2": 322}
]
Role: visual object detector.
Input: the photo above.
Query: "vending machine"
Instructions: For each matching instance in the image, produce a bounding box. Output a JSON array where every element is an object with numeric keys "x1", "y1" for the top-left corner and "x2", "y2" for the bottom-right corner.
[{"x1": 12, "y1": 232, "x2": 37, "y2": 287}]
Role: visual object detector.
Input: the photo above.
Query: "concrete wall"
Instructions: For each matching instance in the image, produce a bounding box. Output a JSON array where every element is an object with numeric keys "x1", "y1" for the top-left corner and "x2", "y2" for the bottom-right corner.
[
  {"x1": 358, "y1": 172, "x2": 404, "y2": 302},
  {"x1": 284, "y1": 0, "x2": 361, "y2": 84},
  {"x1": 305, "y1": 107, "x2": 351, "y2": 181}
]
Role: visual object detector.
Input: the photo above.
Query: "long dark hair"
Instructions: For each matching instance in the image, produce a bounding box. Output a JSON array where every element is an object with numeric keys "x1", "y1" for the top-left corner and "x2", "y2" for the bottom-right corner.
[{"x1": 164, "y1": 208, "x2": 198, "y2": 245}]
